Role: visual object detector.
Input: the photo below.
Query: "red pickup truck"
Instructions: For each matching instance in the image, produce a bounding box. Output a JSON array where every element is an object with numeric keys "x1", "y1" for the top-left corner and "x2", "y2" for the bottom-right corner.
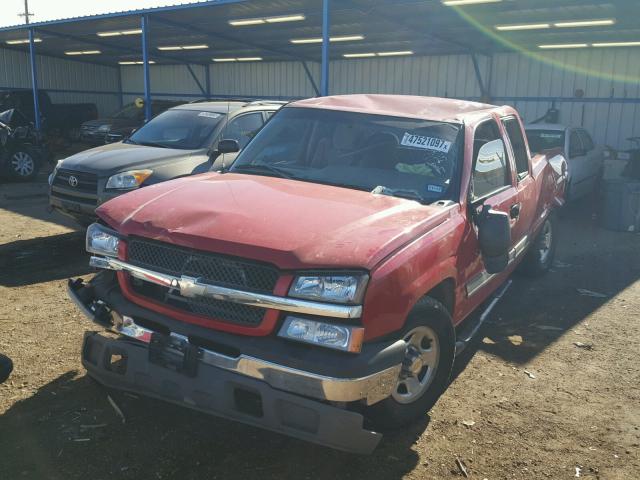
[{"x1": 69, "y1": 95, "x2": 566, "y2": 454}]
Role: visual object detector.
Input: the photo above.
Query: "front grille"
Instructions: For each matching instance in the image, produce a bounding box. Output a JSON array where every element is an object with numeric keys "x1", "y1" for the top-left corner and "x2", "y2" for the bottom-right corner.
[
  {"x1": 53, "y1": 169, "x2": 98, "y2": 194},
  {"x1": 127, "y1": 237, "x2": 280, "y2": 327}
]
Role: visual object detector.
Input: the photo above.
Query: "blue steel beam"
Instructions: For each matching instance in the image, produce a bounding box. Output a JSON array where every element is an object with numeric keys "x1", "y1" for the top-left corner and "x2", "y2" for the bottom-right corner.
[
  {"x1": 186, "y1": 64, "x2": 207, "y2": 96},
  {"x1": 205, "y1": 65, "x2": 211, "y2": 98},
  {"x1": 141, "y1": 15, "x2": 152, "y2": 122},
  {"x1": 28, "y1": 28, "x2": 41, "y2": 132},
  {"x1": 301, "y1": 61, "x2": 320, "y2": 97},
  {"x1": 321, "y1": 0, "x2": 330, "y2": 97}
]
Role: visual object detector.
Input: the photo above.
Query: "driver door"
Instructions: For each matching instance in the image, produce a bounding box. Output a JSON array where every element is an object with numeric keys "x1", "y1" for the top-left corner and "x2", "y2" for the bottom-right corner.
[
  {"x1": 212, "y1": 112, "x2": 265, "y2": 170},
  {"x1": 457, "y1": 118, "x2": 519, "y2": 320}
]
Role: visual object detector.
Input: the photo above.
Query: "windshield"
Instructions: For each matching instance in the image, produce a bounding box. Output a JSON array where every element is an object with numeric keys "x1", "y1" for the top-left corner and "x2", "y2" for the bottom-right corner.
[
  {"x1": 112, "y1": 103, "x2": 143, "y2": 120},
  {"x1": 127, "y1": 109, "x2": 224, "y2": 150},
  {"x1": 230, "y1": 107, "x2": 462, "y2": 203},
  {"x1": 526, "y1": 129, "x2": 565, "y2": 154}
]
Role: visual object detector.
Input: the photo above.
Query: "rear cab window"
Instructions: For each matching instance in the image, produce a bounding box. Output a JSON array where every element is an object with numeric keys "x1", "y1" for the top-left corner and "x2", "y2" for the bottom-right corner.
[{"x1": 502, "y1": 117, "x2": 529, "y2": 179}]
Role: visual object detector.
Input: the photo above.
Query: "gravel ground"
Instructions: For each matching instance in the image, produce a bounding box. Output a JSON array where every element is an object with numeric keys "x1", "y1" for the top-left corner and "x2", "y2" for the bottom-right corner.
[{"x1": 0, "y1": 167, "x2": 639, "y2": 480}]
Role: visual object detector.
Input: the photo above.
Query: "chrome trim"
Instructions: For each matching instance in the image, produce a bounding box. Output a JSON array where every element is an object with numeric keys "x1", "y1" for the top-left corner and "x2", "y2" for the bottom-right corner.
[
  {"x1": 90, "y1": 256, "x2": 363, "y2": 319},
  {"x1": 466, "y1": 235, "x2": 529, "y2": 297},
  {"x1": 114, "y1": 315, "x2": 400, "y2": 405}
]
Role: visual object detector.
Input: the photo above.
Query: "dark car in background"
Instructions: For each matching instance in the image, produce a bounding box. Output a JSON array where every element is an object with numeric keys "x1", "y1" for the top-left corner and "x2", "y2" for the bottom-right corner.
[
  {"x1": 0, "y1": 89, "x2": 97, "y2": 143},
  {"x1": 49, "y1": 99, "x2": 285, "y2": 226},
  {"x1": 80, "y1": 100, "x2": 182, "y2": 145}
]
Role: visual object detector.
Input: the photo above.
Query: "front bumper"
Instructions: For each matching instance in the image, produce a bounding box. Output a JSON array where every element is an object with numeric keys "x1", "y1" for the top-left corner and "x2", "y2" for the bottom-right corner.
[{"x1": 69, "y1": 273, "x2": 406, "y2": 454}]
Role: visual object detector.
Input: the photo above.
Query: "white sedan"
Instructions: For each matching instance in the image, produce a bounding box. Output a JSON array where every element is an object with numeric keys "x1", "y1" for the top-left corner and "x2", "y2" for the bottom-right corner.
[{"x1": 526, "y1": 124, "x2": 604, "y2": 201}]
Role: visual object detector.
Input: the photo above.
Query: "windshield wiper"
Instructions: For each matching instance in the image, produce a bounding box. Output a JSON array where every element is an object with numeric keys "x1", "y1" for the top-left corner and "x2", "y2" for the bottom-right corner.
[
  {"x1": 371, "y1": 185, "x2": 426, "y2": 203},
  {"x1": 232, "y1": 163, "x2": 293, "y2": 179},
  {"x1": 135, "y1": 140, "x2": 170, "y2": 149}
]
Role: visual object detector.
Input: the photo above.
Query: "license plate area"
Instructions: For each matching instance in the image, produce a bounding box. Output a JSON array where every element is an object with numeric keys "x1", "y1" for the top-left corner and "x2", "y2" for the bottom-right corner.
[{"x1": 149, "y1": 332, "x2": 200, "y2": 378}]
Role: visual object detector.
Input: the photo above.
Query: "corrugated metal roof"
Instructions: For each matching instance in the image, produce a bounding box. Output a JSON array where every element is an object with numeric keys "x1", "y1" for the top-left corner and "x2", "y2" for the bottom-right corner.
[{"x1": 0, "y1": 0, "x2": 637, "y2": 66}]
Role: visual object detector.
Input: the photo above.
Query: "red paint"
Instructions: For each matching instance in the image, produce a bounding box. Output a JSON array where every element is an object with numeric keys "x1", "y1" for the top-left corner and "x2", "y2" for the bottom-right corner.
[{"x1": 97, "y1": 96, "x2": 565, "y2": 342}]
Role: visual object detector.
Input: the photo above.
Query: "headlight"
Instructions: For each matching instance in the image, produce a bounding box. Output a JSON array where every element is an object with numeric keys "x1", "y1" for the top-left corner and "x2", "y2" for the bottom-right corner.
[
  {"x1": 86, "y1": 223, "x2": 120, "y2": 257},
  {"x1": 289, "y1": 274, "x2": 368, "y2": 304},
  {"x1": 105, "y1": 169, "x2": 152, "y2": 190},
  {"x1": 278, "y1": 316, "x2": 364, "y2": 353},
  {"x1": 97, "y1": 124, "x2": 111, "y2": 133},
  {"x1": 48, "y1": 159, "x2": 64, "y2": 185}
]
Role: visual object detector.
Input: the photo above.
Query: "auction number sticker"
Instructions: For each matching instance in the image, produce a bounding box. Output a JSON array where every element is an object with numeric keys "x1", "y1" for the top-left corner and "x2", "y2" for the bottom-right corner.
[{"x1": 401, "y1": 133, "x2": 452, "y2": 153}]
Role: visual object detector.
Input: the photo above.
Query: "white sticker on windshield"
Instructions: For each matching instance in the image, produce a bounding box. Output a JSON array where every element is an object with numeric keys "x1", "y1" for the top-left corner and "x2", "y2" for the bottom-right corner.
[
  {"x1": 198, "y1": 111, "x2": 222, "y2": 118},
  {"x1": 401, "y1": 133, "x2": 452, "y2": 153},
  {"x1": 539, "y1": 133, "x2": 563, "y2": 139}
]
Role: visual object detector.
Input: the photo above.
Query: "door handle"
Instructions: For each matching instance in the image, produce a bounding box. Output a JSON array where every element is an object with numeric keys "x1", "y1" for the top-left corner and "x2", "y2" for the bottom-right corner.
[{"x1": 510, "y1": 203, "x2": 521, "y2": 219}]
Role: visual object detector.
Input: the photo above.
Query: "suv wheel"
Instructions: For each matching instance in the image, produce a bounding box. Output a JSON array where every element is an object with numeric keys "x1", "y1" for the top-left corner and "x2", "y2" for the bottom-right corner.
[{"x1": 366, "y1": 296, "x2": 455, "y2": 430}]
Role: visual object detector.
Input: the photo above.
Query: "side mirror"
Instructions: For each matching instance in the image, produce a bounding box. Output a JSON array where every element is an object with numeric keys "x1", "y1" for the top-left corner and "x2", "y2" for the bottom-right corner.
[
  {"x1": 475, "y1": 205, "x2": 511, "y2": 274},
  {"x1": 217, "y1": 139, "x2": 240, "y2": 154}
]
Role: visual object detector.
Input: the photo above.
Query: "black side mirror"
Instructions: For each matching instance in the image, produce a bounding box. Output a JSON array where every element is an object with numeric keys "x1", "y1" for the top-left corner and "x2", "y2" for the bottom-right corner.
[
  {"x1": 217, "y1": 139, "x2": 240, "y2": 154},
  {"x1": 475, "y1": 205, "x2": 511, "y2": 274}
]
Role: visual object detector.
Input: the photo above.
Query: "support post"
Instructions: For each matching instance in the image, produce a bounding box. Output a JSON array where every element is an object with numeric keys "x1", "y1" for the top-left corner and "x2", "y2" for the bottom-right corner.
[
  {"x1": 28, "y1": 28, "x2": 41, "y2": 132},
  {"x1": 141, "y1": 14, "x2": 152, "y2": 122},
  {"x1": 320, "y1": 0, "x2": 330, "y2": 96},
  {"x1": 471, "y1": 53, "x2": 489, "y2": 101}
]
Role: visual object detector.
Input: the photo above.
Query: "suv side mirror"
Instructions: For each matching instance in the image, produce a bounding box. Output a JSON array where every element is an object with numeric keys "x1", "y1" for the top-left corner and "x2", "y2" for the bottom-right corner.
[
  {"x1": 475, "y1": 205, "x2": 511, "y2": 274},
  {"x1": 217, "y1": 139, "x2": 240, "y2": 154}
]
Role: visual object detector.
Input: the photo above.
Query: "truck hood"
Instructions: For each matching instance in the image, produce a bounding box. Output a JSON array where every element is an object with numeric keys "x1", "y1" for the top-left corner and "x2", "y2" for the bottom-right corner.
[
  {"x1": 60, "y1": 142, "x2": 203, "y2": 175},
  {"x1": 96, "y1": 173, "x2": 453, "y2": 271}
]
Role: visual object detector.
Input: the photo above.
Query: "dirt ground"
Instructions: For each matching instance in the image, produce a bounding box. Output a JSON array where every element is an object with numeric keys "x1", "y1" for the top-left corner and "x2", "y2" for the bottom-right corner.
[{"x1": 0, "y1": 164, "x2": 639, "y2": 480}]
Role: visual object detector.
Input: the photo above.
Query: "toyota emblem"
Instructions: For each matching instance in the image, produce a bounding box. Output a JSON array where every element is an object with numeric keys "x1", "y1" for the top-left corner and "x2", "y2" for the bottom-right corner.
[{"x1": 68, "y1": 175, "x2": 79, "y2": 187}]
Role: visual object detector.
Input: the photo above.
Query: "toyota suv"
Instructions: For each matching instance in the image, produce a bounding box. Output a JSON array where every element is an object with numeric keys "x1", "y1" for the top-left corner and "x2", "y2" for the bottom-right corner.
[{"x1": 49, "y1": 99, "x2": 285, "y2": 226}]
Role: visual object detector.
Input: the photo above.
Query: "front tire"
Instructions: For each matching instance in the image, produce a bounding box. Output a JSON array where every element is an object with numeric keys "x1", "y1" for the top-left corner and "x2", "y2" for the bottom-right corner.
[
  {"x1": 366, "y1": 297, "x2": 455, "y2": 430},
  {"x1": 6, "y1": 148, "x2": 41, "y2": 181},
  {"x1": 519, "y1": 214, "x2": 557, "y2": 276}
]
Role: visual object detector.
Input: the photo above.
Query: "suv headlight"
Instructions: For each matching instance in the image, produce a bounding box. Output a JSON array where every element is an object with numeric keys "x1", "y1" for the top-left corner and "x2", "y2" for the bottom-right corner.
[
  {"x1": 86, "y1": 223, "x2": 120, "y2": 257},
  {"x1": 278, "y1": 316, "x2": 364, "y2": 353},
  {"x1": 97, "y1": 124, "x2": 111, "y2": 133},
  {"x1": 105, "y1": 169, "x2": 152, "y2": 190},
  {"x1": 48, "y1": 159, "x2": 64, "y2": 185},
  {"x1": 289, "y1": 274, "x2": 368, "y2": 304}
]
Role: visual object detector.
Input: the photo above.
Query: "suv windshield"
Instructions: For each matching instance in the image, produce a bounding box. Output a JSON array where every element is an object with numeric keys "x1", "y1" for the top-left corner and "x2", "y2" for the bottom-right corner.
[
  {"x1": 526, "y1": 129, "x2": 565, "y2": 154},
  {"x1": 127, "y1": 109, "x2": 224, "y2": 150},
  {"x1": 230, "y1": 107, "x2": 462, "y2": 202}
]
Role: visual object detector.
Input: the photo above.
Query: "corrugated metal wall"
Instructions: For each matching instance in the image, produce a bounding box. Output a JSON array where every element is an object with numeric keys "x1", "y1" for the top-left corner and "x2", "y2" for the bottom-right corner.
[
  {"x1": 118, "y1": 50, "x2": 639, "y2": 148},
  {"x1": 0, "y1": 47, "x2": 120, "y2": 116},
  {"x1": 2, "y1": 46, "x2": 639, "y2": 148}
]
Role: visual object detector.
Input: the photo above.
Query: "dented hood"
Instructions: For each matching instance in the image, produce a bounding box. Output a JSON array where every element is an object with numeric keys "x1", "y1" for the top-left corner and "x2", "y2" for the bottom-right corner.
[{"x1": 96, "y1": 173, "x2": 451, "y2": 270}]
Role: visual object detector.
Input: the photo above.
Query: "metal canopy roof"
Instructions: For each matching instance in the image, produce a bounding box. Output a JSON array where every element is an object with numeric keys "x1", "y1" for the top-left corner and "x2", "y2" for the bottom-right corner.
[{"x1": 0, "y1": 0, "x2": 638, "y2": 67}]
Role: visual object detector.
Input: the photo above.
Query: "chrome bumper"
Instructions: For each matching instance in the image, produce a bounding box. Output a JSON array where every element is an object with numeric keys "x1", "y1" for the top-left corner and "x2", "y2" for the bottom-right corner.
[
  {"x1": 68, "y1": 281, "x2": 402, "y2": 406},
  {"x1": 90, "y1": 256, "x2": 362, "y2": 319}
]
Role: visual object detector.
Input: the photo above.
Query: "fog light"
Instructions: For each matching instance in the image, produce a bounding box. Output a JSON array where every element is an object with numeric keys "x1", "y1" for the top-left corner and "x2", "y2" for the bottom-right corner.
[{"x1": 278, "y1": 316, "x2": 364, "y2": 353}]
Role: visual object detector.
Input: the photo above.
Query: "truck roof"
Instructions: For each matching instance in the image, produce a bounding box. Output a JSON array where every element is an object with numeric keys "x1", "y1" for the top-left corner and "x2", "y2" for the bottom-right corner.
[{"x1": 288, "y1": 94, "x2": 496, "y2": 123}]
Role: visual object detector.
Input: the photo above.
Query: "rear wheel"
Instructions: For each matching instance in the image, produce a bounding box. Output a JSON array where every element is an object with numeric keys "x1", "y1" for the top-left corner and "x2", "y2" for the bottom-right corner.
[
  {"x1": 519, "y1": 214, "x2": 557, "y2": 276},
  {"x1": 366, "y1": 297, "x2": 455, "y2": 430}
]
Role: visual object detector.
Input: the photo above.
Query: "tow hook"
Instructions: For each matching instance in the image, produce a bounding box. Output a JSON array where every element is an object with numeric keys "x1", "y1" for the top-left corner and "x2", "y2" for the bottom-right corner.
[{"x1": 399, "y1": 345, "x2": 422, "y2": 379}]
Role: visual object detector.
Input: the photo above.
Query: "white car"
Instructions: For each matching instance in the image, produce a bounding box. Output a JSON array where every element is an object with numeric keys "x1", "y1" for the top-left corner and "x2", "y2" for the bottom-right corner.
[{"x1": 526, "y1": 124, "x2": 604, "y2": 201}]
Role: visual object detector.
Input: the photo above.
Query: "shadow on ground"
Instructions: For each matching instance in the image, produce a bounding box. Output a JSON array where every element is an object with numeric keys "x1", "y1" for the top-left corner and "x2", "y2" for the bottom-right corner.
[
  {"x1": 0, "y1": 370, "x2": 425, "y2": 480},
  {"x1": 0, "y1": 231, "x2": 90, "y2": 287},
  {"x1": 473, "y1": 199, "x2": 639, "y2": 365}
]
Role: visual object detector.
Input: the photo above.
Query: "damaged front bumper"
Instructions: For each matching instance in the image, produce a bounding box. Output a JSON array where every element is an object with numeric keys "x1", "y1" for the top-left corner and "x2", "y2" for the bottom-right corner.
[{"x1": 68, "y1": 273, "x2": 406, "y2": 454}]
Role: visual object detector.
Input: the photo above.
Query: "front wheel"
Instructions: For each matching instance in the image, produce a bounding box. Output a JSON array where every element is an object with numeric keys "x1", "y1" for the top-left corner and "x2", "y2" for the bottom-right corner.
[
  {"x1": 519, "y1": 214, "x2": 557, "y2": 276},
  {"x1": 366, "y1": 297, "x2": 455, "y2": 430},
  {"x1": 6, "y1": 148, "x2": 41, "y2": 181}
]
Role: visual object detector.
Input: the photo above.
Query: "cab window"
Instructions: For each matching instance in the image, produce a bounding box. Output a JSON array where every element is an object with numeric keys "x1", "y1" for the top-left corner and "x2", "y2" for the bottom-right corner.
[{"x1": 472, "y1": 120, "x2": 511, "y2": 200}]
